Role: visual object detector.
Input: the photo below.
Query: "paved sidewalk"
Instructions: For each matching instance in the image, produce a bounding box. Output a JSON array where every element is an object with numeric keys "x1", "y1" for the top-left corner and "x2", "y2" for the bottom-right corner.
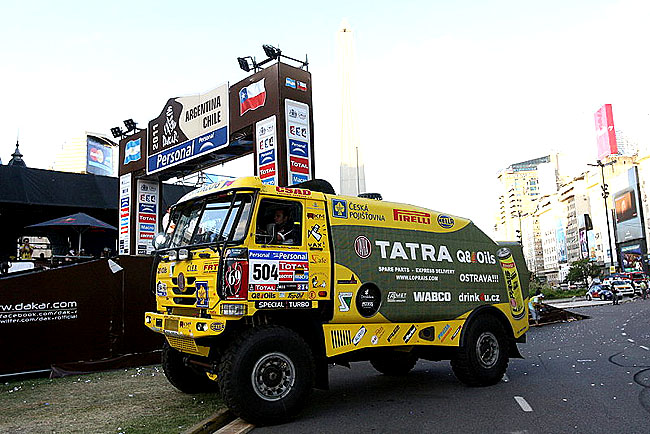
[{"x1": 545, "y1": 295, "x2": 642, "y2": 309}]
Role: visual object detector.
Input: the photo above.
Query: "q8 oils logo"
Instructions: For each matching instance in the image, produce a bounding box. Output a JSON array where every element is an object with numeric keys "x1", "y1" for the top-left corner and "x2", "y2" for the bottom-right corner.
[{"x1": 332, "y1": 199, "x2": 348, "y2": 219}]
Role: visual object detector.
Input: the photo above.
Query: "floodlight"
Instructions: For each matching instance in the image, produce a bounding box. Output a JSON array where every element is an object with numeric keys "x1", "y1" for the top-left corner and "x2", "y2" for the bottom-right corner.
[
  {"x1": 263, "y1": 44, "x2": 281, "y2": 59},
  {"x1": 237, "y1": 57, "x2": 252, "y2": 72},
  {"x1": 110, "y1": 127, "x2": 124, "y2": 138},
  {"x1": 123, "y1": 119, "x2": 137, "y2": 132}
]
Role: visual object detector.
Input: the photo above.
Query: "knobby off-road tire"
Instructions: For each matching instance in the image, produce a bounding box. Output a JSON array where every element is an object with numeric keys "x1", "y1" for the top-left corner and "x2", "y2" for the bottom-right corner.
[
  {"x1": 162, "y1": 342, "x2": 218, "y2": 394},
  {"x1": 218, "y1": 325, "x2": 315, "y2": 426},
  {"x1": 451, "y1": 316, "x2": 509, "y2": 387},
  {"x1": 370, "y1": 351, "x2": 418, "y2": 376}
]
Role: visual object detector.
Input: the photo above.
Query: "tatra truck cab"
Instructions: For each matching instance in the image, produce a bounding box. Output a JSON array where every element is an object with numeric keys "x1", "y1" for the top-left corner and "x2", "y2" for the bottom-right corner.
[{"x1": 145, "y1": 177, "x2": 529, "y2": 425}]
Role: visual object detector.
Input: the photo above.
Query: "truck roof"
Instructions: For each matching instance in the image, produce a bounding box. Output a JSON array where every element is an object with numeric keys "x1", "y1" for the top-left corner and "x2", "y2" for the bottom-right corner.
[{"x1": 176, "y1": 176, "x2": 477, "y2": 235}]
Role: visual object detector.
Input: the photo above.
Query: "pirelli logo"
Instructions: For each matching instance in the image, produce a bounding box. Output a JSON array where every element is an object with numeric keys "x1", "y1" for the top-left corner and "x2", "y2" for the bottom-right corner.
[{"x1": 393, "y1": 209, "x2": 431, "y2": 225}]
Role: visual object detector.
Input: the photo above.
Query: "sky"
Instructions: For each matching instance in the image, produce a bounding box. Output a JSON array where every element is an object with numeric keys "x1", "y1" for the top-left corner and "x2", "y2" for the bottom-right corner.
[{"x1": 2, "y1": 0, "x2": 650, "y2": 235}]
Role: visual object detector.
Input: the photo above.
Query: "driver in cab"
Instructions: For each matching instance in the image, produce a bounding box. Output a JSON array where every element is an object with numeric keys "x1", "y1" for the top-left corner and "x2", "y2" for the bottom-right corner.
[{"x1": 268, "y1": 208, "x2": 296, "y2": 245}]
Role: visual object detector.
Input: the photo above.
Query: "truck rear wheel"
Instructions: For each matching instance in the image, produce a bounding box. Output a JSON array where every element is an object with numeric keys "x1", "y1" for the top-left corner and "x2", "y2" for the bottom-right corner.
[
  {"x1": 162, "y1": 342, "x2": 218, "y2": 394},
  {"x1": 218, "y1": 326, "x2": 314, "y2": 425},
  {"x1": 370, "y1": 352, "x2": 417, "y2": 376},
  {"x1": 451, "y1": 316, "x2": 509, "y2": 387}
]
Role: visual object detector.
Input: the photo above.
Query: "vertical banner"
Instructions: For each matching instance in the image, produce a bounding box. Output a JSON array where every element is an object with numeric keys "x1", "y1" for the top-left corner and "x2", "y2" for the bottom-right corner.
[
  {"x1": 285, "y1": 99, "x2": 312, "y2": 185},
  {"x1": 255, "y1": 115, "x2": 278, "y2": 185},
  {"x1": 136, "y1": 180, "x2": 159, "y2": 255},
  {"x1": 594, "y1": 104, "x2": 618, "y2": 160},
  {"x1": 118, "y1": 174, "x2": 131, "y2": 255}
]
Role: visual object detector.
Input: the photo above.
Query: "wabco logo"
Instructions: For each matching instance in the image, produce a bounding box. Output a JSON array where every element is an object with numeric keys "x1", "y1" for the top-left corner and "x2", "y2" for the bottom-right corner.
[
  {"x1": 437, "y1": 214, "x2": 455, "y2": 229},
  {"x1": 393, "y1": 209, "x2": 431, "y2": 225}
]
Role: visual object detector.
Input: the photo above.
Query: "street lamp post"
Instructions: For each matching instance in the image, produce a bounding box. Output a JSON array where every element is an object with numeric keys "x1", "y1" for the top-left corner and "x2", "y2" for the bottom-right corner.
[{"x1": 588, "y1": 159, "x2": 616, "y2": 270}]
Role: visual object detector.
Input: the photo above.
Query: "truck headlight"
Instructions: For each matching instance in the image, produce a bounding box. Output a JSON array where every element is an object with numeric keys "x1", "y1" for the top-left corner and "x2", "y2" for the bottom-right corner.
[{"x1": 221, "y1": 304, "x2": 247, "y2": 316}]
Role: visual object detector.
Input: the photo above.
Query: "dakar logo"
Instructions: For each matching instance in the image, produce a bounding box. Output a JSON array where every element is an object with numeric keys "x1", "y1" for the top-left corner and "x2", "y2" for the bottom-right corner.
[{"x1": 393, "y1": 209, "x2": 431, "y2": 225}]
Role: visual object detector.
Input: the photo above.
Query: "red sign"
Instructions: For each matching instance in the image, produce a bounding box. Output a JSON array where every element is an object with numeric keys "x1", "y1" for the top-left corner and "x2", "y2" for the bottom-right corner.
[
  {"x1": 595, "y1": 104, "x2": 618, "y2": 159},
  {"x1": 393, "y1": 209, "x2": 432, "y2": 225},
  {"x1": 259, "y1": 162, "x2": 276, "y2": 180},
  {"x1": 289, "y1": 156, "x2": 310, "y2": 174},
  {"x1": 139, "y1": 213, "x2": 156, "y2": 223}
]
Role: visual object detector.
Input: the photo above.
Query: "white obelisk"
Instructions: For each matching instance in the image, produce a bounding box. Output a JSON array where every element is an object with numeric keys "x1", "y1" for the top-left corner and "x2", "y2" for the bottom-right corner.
[{"x1": 338, "y1": 19, "x2": 366, "y2": 196}]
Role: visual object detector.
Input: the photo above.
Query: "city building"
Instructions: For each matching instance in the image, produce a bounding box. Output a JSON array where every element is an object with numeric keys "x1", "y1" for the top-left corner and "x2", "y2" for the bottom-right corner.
[{"x1": 52, "y1": 132, "x2": 117, "y2": 176}]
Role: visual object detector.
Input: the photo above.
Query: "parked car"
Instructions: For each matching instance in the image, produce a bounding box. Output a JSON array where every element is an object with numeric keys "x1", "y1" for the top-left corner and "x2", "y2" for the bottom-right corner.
[
  {"x1": 606, "y1": 279, "x2": 635, "y2": 298},
  {"x1": 624, "y1": 272, "x2": 648, "y2": 293},
  {"x1": 586, "y1": 284, "x2": 614, "y2": 301}
]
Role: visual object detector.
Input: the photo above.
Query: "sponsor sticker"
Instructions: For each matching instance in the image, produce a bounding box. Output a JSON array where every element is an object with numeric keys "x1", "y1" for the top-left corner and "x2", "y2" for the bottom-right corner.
[
  {"x1": 338, "y1": 292, "x2": 353, "y2": 312},
  {"x1": 437, "y1": 214, "x2": 455, "y2": 229},
  {"x1": 195, "y1": 281, "x2": 209, "y2": 308},
  {"x1": 393, "y1": 209, "x2": 431, "y2": 225},
  {"x1": 403, "y1": 325, "x2": 417, "y2": 343},
  {"x1": 354, "y1": 236, "x2": 372, "y2": 259},
  {"x1": 332, "y1": 199, "x2": 348, "y2": 218},
  {"x1": 285, "y1": 77, "x2": 296, "y2": 88},
  {"x1": 352, "y1": 326, "x2": 366, "y2": 345}
]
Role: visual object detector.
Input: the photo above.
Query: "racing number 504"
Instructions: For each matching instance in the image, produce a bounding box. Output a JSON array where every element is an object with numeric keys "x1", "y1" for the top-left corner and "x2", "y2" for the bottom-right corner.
[{"x1": 252, "y1": 263, "x2": 279, "y2": 281}]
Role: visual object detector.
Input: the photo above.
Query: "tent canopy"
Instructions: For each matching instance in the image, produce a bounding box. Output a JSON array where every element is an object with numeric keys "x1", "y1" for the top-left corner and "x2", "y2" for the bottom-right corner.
[{"x1": 26, "y1": 212, "x2": 117, "y2": 231}]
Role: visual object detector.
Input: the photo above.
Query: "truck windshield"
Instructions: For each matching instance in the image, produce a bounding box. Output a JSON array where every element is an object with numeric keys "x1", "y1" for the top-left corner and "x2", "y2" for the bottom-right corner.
[{"x1": 163, "y1": 193, "x2": 253, "y2": 249}]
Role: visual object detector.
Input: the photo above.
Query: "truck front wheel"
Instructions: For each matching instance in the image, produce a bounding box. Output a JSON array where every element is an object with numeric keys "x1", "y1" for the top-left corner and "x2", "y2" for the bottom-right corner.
[
  {"x1": 218, "y1": 326, "x2": 314, "y2": 425},
  {"x1": 451, "y1": 316, "x2": 509, "y2": 387},
  {"x1": 162, "y1": 342, "x2": 218, "y2": 393},
  {"x1": 370, "y1": 351, "x2": 417, "y2": 376}
]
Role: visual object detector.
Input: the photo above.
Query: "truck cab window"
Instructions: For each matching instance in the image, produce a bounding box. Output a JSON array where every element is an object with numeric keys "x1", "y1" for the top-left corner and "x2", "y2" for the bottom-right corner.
[{"x1": 255, "y1": 200, "x2": 302, "y2": 246}]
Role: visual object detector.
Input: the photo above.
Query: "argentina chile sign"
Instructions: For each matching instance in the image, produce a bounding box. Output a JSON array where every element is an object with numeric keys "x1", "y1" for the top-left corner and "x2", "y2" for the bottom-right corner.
[{"x1": 147, "y1": 83, "x2": 229, "y2": 174}]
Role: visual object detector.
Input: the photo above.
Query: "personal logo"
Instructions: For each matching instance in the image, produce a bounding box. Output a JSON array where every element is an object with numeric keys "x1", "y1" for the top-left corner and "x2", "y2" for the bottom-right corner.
[
  {"x1": 354, "y1": 236, "x2": 372, "y2": 259},
  {"x1": 332, "y1": 199, "x2": 348, "y2": 218},
  {"x1": 124, "y1": 138, "x2": 142, "y2": 164},
  {"x1": 195, "y1": 281, "x2": 209, "y2": 308},
  {"x1": 437, "y1": 214, "x2": 455, "y2": 229},
  {"x1": 338, "y1": 292, "x2": 353, "y2": 312}
]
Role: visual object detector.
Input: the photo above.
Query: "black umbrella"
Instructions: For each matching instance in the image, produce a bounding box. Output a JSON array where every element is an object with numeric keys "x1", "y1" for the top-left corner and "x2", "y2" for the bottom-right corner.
[{"x1": 26, "y1": 212, "x2": 117, "y2": 255}]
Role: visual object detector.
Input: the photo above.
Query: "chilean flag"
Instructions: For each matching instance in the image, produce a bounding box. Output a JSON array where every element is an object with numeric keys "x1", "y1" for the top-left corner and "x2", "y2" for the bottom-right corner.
[{"x1": 240, "y1": 78, "x2": 266, "y2": 115}]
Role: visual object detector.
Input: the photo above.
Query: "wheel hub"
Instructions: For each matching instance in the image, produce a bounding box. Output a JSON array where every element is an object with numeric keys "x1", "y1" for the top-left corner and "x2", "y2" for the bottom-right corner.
[
  {"x1": 251, "y1": 352, "x2": 295, "y2": 401},
  {"x1": 476, "y1": 331, "x2": 499, "y2": 369}
]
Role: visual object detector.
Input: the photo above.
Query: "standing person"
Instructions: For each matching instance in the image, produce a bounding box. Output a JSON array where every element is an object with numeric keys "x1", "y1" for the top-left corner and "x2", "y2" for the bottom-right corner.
[
  {"x1": 528, "y1": 289, "x2": 544, "y2": 325},
  {"x1": 640, "y1": 280, "x2": 648, "y2": 300},
  {"x1": 19, "y1": 238, "x2": 33, "y2": 259},
  {"x1": 611, "y1": 284, "x2": 619, "y2": 305}
]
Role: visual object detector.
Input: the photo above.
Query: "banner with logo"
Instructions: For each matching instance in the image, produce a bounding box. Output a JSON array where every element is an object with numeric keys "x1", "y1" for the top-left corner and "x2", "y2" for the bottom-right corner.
[
  {"x1": 285, "y1": 99, "x2": 312, "y2": 185},
  {"x1": 147, "y1": 84, "x2": 229, "y2": 174},
  {"x1": 594, "y1": 104, "x2": 618, "y2": 160},
  {"x1": 86, "y1": 137, "x2": 113, "y2": 176},
  {"x1": 255, "y1": 116, "x2": 278, "y2": 185},
  {"x1": 119, "y1": 173, "x2": 131, "y2": 255},
  {"x1": 136, "y1": 180, "x2": 159, "y2": 255}
]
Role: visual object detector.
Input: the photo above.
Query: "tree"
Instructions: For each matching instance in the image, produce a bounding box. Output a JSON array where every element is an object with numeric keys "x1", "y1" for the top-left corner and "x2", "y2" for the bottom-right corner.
[{"x1": 567, "y1": 259, "x2": 600, "y2": 286}]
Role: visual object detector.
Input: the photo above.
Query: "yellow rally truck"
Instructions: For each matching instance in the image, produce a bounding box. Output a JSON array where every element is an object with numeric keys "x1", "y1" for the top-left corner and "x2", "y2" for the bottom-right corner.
[{"x1": 145, "y1": 177, "x2": 529, "y2": 425}]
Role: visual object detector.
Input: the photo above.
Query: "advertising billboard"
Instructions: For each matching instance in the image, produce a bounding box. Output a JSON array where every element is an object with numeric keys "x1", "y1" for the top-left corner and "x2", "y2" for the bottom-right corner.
[
  {"x1": 285, "y1": 99, "x2": 312, "y2": 185},
  {"x1": 118, "y1": 174, "x2": 131, "y2": 255},
  {"x1": 555, "y1": 218, "x2": 567, "y2": 263},
  {"x1": 613, "y1": 168, "x2": 643, "y2": 242},
  {"x1": 594, "y1": 104, "x2": 618, "y2": 160},
  {"x1": 135, "y1": 180, "x2": 159, "y2": 255},
  {"x1": 86, "y1": 136, "x2": 114, "y2": 176},
  {"x1": 620, "y1": 243, "x2": 644, "y2": 272},
  {"x1": 147, "y1": 84, "x2": 229, "y2": 175},
  {"x1": 118, "y1": 129, "x2": 147, "y2": 175},
  {"x1": 255, "y1": 116, "x2": 278, "y2": 185}
]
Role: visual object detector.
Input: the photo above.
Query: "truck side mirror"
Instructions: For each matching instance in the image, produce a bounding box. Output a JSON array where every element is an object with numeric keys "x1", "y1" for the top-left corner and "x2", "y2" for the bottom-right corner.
[{"x1": 153, "y1": 234, "x2": 166, "y2": 250}]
